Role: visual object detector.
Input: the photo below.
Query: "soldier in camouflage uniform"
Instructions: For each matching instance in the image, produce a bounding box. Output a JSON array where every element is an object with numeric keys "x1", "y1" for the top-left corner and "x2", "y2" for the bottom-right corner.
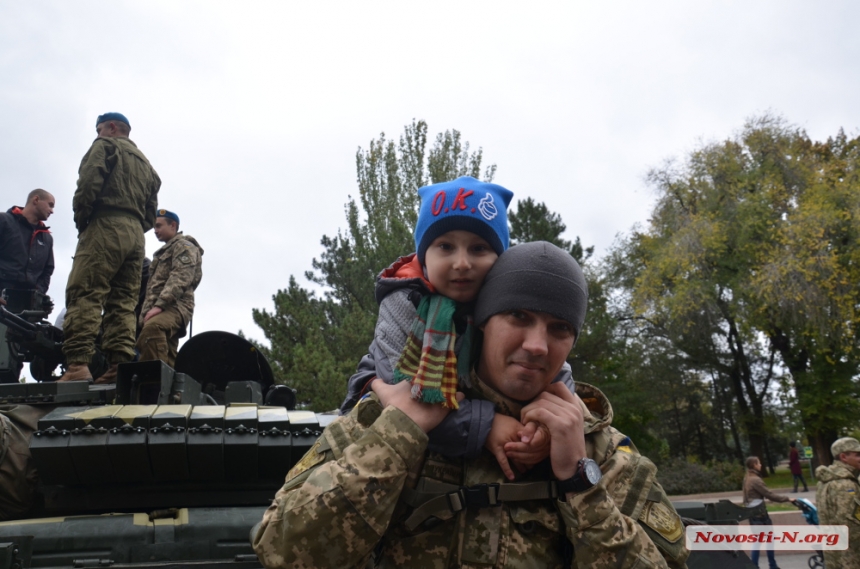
[
  {"x1": 253, "y1": 242, "x2": 689, "y2": 568},
  {"x1": 815, "y1": 437, "x2": 860, "y2": 568},
  {"x1": 136, "y1": 209, "x2": 203, "y2": 367},
  {"x1": 60, "y1": 112, "x2": 160, "y2": 384}
]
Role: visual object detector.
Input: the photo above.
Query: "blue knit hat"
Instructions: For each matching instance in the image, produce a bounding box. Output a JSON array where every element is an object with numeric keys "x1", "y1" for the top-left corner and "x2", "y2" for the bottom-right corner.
[
  {"x1": 96, "y1": 112, "x2": 130, "y2": 128},
  {"x1": 414, "y1": 176, "x2": 514, "y2": 264},
  {"x1": 157, "y1": 209, "x2": 180, "y2": 226}
]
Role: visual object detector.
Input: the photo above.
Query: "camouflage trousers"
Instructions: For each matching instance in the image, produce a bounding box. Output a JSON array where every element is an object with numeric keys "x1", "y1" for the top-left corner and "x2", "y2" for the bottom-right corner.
[
  {"x1": 0, "y1": 405, "x2": 52, "y2": 520},
  {"x1": 63, "y1": 215, "x2": 144, "y2": 365},
  {"x1": 135, "y1": 307, "x2": 184, "y2": 367}
]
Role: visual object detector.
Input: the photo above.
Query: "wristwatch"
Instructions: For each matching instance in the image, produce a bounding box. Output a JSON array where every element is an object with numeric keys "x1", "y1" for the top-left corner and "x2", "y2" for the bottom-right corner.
[{"x1": 557, "y1": 458, "x2": 602, "y2": 495}]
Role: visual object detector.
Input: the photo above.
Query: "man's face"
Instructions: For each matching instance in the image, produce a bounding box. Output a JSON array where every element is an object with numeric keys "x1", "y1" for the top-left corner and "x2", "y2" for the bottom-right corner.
[
  {"x1": 34, "y1": 194, "x2": 55, "y2": 221},
  {"x1": 840, "y1": 451, "x2": 860, "y2": 471},
  {"x1": 477, "y1": 309, "x2": 575, "y2": 402},
  {"x1": 424, "y1": 230, "x2": 498, "y2": 303},
  {"x1": 153, "y1": 217, "x2": 178, "y2": 242},
  {"x1": 753, "y1": 458, "x2": 762, "y2": 471}
]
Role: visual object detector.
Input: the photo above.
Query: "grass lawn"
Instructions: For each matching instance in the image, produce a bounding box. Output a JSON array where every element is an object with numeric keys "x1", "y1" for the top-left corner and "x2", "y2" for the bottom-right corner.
[
  {"x1": 762, "y1": 463, "x2": 812, "y2": 491},
  {"x1": 761, "y1": 464, "x2": 813, "y2": 512}
]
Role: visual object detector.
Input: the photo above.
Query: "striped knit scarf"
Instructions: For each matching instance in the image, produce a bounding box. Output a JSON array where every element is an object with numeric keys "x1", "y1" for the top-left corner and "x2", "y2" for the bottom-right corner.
[{"x1": 392, "y1": 295, "x2": 472, "y2": 409}]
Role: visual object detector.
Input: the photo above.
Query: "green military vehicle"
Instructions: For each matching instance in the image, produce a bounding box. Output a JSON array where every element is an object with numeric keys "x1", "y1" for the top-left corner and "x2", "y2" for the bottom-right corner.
[
  {"x1": 0, "y1": 300, "x2": 761, "y2": 569},
  {"x1": 0, "y1": 329, "x2": 335, "y2": 569}
]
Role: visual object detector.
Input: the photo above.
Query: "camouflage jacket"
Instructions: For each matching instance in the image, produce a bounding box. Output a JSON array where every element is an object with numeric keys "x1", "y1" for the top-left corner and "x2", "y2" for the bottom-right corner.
[
  {"x1": 73, "y1": 137, "x2": 160, "y2": 233},
  {"x1": 254, "y1": 380, "x2": 689, "y2": 568},
  {"x1": 815, "y1": 460, "x2": 860, "y2": 567},
  {"x1": 139, "y1": 233, "x2": 203, "y2": 325}
]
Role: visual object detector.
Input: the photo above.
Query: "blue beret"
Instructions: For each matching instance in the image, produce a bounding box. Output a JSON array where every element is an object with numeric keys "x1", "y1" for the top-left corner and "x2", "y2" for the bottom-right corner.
[
  {"x1": 157, "y1": 209, "x2": 180, "y2": 225},
  {"x1": 96, "y1": 112, "x2": 130, "y2": 128}
]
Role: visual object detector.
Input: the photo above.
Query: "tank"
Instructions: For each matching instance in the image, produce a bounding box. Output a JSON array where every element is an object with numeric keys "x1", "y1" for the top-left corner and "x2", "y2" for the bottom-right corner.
[{"x1": 0, "y1": 331, "x2": 332, "y2": 569}]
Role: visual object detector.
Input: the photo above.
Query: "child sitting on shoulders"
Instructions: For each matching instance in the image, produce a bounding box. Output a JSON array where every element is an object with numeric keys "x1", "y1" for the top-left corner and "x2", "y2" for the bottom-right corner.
[{"x1": 340, "y1": 176, "x2": 574, "y2": 479}]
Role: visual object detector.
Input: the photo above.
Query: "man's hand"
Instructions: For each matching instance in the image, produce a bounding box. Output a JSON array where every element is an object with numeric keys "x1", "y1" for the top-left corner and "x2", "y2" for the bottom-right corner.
[
  {"x1": 503, "y1": 422, "x2": 551, "y2": 470},
  {"x1": 143, "y1": 306, "x2": 163, "y2": 323},
  {"x1": 485, "y1": 414, "x2": 527, "y2": 481},
  {"x1": 519, "y1": 382, "x2": 587, "y2": 481},
  {"x1": 370, "y1": 379, "x2": 463, "y2": 433}
]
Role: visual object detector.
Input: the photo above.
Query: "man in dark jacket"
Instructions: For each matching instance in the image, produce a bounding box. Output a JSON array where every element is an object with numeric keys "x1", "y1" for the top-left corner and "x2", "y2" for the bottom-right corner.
[
  {"x1": 0, "y1": 189, "x2": 55, "y2": 383},
  {"x1": 59, "y1": 112, "x2": 160, "y2": 383},
  {"x1": 0, "y1": 189, "x2": 55, "y2": 295}
]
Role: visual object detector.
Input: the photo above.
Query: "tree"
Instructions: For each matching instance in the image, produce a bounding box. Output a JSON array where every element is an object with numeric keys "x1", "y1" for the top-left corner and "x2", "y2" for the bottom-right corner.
[
  {"x1": 251, "y1": 121, "x2": 496, "y2": 409},
  {"x1": 509, "y1": 197, "x2": 593, "y2": 264},
  {"x1": 609, "y1": 114, "x2": 860, "y2": 465}
]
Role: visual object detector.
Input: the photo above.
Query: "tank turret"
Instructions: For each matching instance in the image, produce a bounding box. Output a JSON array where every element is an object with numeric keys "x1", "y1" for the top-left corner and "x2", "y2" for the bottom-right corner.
[{"x1": 0, "y1": 331, "x2": 327, "y2": 569}]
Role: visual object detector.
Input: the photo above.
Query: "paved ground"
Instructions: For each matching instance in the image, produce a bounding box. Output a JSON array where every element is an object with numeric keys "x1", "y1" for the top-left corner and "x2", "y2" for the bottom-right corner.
[{"x1": 671, "y1": 487, "x2": 823, "y2": 566}]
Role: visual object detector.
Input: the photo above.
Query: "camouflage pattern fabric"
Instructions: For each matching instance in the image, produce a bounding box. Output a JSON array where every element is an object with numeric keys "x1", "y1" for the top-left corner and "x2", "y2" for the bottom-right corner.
[
  {"x1": 815, "y1": 460, "x2": 860, "y2": 568},
  {"x1": 73, "y1": 137, "x2": 160, "y2": 234},
  {"x1": 63, "y1": 216, "x2": 145, "y2": 364},
  {"x1": 253, "y1": 381, "x2": 689, "y2": 568},
  {"x1": 138, "y1": 233, "x2": 203, "y2": 328},
  {"x1": 136, "y1": 307, "x2": 183, "y2": 366},
  {"x1": 0, "y1": 405, "x2": 51, "y2": 520}
]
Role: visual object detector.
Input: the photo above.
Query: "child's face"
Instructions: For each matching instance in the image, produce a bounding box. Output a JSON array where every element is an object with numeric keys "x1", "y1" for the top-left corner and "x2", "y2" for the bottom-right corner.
[{"x1": 424, "y1": 230, "x2": 498, "y2": 302}]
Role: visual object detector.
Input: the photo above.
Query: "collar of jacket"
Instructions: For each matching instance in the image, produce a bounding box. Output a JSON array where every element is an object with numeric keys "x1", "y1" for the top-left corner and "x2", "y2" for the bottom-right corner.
[
  {"x1": 831, "y1": 459, "x2": 860, "y2": 479},
  {"x1": 8, "y1": 206, "x2": 50, "y2": 231},
  {"x1": 156, "y1": 231, "x2": 186, "y2": 253},
  {"x1": 375, "y1": 253, "x2": 436, "y2": 304},
  {"x1": 466, "y1": 370, "x2": 613, "y2": 435}
]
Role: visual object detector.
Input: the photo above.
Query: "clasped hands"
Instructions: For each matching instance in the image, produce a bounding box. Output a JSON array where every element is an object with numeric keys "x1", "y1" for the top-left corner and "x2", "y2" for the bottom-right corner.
[{"x1": 371, "y1": 380, "x2": 587, "y2": 482}]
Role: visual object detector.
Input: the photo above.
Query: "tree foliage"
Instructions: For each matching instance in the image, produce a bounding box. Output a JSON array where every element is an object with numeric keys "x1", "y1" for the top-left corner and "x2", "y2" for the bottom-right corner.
[{"x1": 609, "y1": 114, "x2": 860, "y2": 465}]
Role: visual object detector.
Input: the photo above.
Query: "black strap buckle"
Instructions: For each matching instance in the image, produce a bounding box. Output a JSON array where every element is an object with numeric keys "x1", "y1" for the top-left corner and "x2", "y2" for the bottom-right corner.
[{"x1": 460, "y1": 483, "x2": 501, "y2": 509}]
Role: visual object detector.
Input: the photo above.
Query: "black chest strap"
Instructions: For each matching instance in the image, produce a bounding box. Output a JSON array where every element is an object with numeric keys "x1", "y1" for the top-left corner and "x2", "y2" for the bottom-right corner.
[{"x1": 400, "y1": 479, "x2": 560, "y2": 532}]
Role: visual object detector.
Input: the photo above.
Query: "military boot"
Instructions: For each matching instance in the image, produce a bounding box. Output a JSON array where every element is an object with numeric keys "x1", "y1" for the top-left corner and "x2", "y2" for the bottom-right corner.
[
  {"x1": 94, "y1": 364, "x2": 119, "y2": 385},
  {"x1": 58, "y1": 363, "x2": 93, "y2": 382}
]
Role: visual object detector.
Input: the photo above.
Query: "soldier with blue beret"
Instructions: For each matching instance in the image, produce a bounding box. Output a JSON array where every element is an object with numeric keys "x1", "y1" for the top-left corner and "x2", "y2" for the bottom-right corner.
[
  {"x1": 135, "y1": 209, "x2": 203, "y2": 367},
  {"x1": 60, "y1": 112, "x2": 160, "y2": 383}
]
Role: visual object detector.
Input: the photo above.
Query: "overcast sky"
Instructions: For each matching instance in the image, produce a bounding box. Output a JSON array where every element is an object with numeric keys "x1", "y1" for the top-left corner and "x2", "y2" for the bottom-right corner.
[{"x1": 2, "y1": 1, "x2": 859, "y2": 360}]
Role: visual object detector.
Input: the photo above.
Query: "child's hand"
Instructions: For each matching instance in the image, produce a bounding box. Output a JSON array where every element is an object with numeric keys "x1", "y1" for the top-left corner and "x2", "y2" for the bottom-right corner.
[
  {"x1": 503, "y1": 421, "x2": 551, "y2": 468},
  {"x1": 485, "y1": 414, "x2": 525, "y2": 481}
]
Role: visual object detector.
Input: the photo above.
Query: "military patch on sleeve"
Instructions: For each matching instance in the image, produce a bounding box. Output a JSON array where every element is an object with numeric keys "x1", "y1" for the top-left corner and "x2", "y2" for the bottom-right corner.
[
  {"x1": 178, "y1": 254, "x2": 192, "y2": 265},
  {"x1": 286, "y1": 439, "x2": 325, "y2": 481},
  {"x1": 639, "y1": 500, "x2": 684, "y2": 543},
  {"x1": 854, "y1": 503, "x2": 860, "y2": 523}
]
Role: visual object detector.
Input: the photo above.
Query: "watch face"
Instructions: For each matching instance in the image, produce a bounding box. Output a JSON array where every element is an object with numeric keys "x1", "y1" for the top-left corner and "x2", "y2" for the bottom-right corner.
[{"x1": 584, "y1": 460, "x2": 602, "y2": 485}]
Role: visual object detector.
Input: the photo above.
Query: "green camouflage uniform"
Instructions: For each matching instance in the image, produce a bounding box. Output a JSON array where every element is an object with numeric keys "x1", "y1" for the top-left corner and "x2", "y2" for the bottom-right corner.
[
  {"x1": 136, "y1": 232, "x2": 203, "y2": 366},
  {"x1": 254, "y1": 379, "x2": 689, "y2": 568},
  {"x1": 63, "y1": 136, "x2": 160, "y2": 365},
  {"x1": 0, "y1": 405, "x2": 52, "y2": 520},
  {"x1": 815, "y1": 460, "x2": 860, "y2": 568}
]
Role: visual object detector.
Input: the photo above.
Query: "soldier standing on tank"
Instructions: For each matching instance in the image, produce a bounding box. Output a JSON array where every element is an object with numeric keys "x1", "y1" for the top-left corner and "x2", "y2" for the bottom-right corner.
[
  {"x1": 59, "y1": 112, "x2": 160, "y2": 384},
  {"x1": 815, "y1": 437, "x2": 860, "y2": 568},
  {"x1": 136, "y1": 209, "x2": 203, "y2": 367}
]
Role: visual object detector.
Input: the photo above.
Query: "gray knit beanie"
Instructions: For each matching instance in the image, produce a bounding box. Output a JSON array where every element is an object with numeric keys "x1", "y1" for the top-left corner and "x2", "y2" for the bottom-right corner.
[{"x1": 474, "y1": 241, "x2": 588, "y2": 342}]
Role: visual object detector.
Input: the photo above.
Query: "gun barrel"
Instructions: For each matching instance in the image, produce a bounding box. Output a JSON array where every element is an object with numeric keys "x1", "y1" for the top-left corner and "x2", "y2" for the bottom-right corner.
[{"x1": 0, "y1": 305, "x2": 38, "y2": 338}]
